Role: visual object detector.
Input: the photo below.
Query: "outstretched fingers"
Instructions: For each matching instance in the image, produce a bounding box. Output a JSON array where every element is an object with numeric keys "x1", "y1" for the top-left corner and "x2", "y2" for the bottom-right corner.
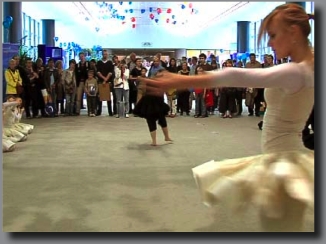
[{"x1": 139, "y1": 77, "x2": 166, "y2": 96}]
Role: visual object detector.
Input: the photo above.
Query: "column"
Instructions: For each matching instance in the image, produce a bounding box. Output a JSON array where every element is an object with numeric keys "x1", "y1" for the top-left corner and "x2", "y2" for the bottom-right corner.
[
  {"x1": 237, "y1": 21, "x2": 250, "y2": 53},
  {"x1": 2, "y1": 2, "x2": 23, "y2": 44},
  {"x1": 175, "y1": 49, "x2": 186, "y2": 59},
  {"x1": 42, "y1": 19, "x2": 55, "y2": 46}
]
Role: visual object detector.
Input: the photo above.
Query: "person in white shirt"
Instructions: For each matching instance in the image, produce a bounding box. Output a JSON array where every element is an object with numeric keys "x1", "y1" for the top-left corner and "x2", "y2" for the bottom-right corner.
[{"x1": 114, "y1": 64, "x2": 130, "y2": 118}]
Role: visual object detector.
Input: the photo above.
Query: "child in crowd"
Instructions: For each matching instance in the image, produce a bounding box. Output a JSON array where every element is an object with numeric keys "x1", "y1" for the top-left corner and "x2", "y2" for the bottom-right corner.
[{"x1": 84, "y1": 70, "x2": 98, "y2": 117}]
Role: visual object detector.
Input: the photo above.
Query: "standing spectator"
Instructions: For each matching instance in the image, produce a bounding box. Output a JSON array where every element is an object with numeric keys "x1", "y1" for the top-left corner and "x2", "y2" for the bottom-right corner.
[
  {"x1": 114, "y1": 64, "x2": 130, "y2": 118},
  {"x1": 63, "y1": 60, "x2": 77, "y2": 116},
  {"x1": 235, "y1": 61, "x2": 245, "y2": 116},
  {"x1": 198, "y1": 53, "x2": 214, "y2": 117},
  {"x1": 177, "y1": 62, "x2": 191, "y2": 116},
  {"x1": 193, "y1": 66, "x2": 207, "y2": 118},
  {"x1": 24, "y1": 58, "x2": 39, "y2": 118},
  {"x1": 129, "y1": 58, "x2": 144, "y2": 104},
  {"x1": 12, "y1": 55, "x2": 29, "y2": 116},
  {"x1": 4, "y1": 59, "x2": 23, "y2": 100},
  {"x1": 34, "y1": 58, "x2": 47, "y2": 117},
  {"x1": 127, "y1": 52, "x2": 138, "y2": 113},
  {"x1": 245, "y1": 53, "x2": 262, "y2": 116},
  {"x1": 166, "y1": 58, "x2": 178, "y2": 117},
  {"x1": 75, "y1": 52, "x2": 90, "y2": 115},
  {"x1": 177, "y1": 56, "x2": 189, "y2": 72},
  {"x1": 43, "y1": 58, "x2": 60, "y2": 116},
  {"x1": 96, "y1": 49, "x2": 115, "y2": 116},
  {"x1": 111, "y1": 55, "x2": 120, "y2": 114},
  {"x1": 155, "y1": 53, "x2": 168, "y2": 69},
  {"x1": 218, "y1": 59, "x2": 237, "y2": 118},
  {"x1": 84, "y1": 70, "x2": 98, "y2": 117},
  {"x1": 189, "y1": 56, "x2": 198, "y2": 111},
  {"x1": 302, "y1": 106, "x2": 314, "y2": 150},
  {"x1": 55, "y1": 60, "x2": 65, "y2": 116}
]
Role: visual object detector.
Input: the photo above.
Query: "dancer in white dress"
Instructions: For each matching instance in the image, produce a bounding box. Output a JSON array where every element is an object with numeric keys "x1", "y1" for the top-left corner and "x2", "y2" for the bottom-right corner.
[
  {"x1": 2, "y1": 102, "x2": 17, "y2": 152},
  {"x1": 3, "y1": 101, "x2": 27, "y2": 143},
  {"x1": 141, "y1": 3, "x2": 314, "y2": 232},
  {"x1": 6, "y1": 96, "x2": 34, "y2": 135}
]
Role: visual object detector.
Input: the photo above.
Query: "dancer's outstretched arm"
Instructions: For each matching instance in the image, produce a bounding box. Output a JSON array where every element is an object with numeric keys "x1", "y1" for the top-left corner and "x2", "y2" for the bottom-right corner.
[{"x1": 141, "y1": 62, "x2": 313, "y2": 95}]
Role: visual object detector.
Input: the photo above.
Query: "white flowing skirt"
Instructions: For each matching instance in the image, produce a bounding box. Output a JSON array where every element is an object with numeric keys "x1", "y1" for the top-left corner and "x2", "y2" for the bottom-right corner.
[
  {"x1": 2, "y1": 137, "x2": 16, "y2": 152},
  {"x1": 3, "y1": 128, "x2": 27, "y2": 142},
  {"x1": 192, "y1": 150, "x2": 314, "y2": 219}
]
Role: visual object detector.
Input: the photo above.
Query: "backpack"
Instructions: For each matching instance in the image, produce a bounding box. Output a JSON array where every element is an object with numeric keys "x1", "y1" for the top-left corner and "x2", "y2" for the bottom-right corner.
[{"x1": 45, "y1": 102, "x2": 57, "y2": 117}]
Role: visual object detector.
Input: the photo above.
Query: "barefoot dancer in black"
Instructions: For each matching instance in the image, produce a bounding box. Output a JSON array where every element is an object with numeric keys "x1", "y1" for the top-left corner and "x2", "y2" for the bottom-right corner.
[{"x1": 133, "y1": 65, "x2": 173, "y2": 146}]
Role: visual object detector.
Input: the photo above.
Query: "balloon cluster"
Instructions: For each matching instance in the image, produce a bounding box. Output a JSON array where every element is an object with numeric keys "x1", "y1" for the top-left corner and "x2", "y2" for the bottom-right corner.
[
  {"x1": 58, "y1": 41, "x2": 83, "y2": 53},
  {"x1": 3, "y1": 15, "x2": 13, "y2": 29},
  {"x1": 236, "y1": 52, "x2": 250, "y2": 60},
  {"x1": 92, "y1": 45, "x2": 103, "y2": 52},
  {"x1": 94, "y1": 2, "x2": 198, "y2": 28},
  {"x1": 144, "y1": 3, "x2": 197, "y2": 25}
]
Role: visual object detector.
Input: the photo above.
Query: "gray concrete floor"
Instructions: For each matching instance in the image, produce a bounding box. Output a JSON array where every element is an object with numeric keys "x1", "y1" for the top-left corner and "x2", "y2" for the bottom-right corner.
[{"x1": 2, "y1": 105, "x2": 314, "y2": 232}]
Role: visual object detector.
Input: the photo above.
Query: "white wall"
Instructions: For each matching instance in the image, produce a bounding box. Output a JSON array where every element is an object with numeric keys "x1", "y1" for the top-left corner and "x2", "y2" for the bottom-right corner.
[
  {"x1": 54, "y1": 21, "x2": 239, "y2": 50},
  {"x1": 175, "y1": 49, "x2": 186, "y2": 59},
  {"x1": 26, "y1": 2, "x2": 287, "y2": 50}
]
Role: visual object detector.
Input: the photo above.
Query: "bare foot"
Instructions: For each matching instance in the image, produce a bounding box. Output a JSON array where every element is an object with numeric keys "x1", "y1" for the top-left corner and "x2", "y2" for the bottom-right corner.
[
  {"x1": 151, "y1": 143, "x2": 157, "y2": 146},
  {"x1": 165, "y1": 138, "x2": 173, "y2": 143}
]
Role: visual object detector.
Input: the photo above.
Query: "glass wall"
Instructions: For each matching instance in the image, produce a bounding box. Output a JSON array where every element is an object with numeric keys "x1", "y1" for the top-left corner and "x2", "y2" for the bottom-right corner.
[
  {"x1": 306, "y1": 2, "x2": 314, "y2": 46},
  {"x1": 248, "y1": 2, "x2": 314, "y2": 62},
  {"x1": 249, "y1": 19, "x2": 273, "y2": 62},
  {"x1": 22, "y1": 11, "x2": 42, "y2": 60}
]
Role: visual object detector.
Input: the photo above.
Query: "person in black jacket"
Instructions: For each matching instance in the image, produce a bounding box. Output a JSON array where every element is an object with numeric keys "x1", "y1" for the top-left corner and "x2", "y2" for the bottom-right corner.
[
  {"x1": 75, "y1": 52, "x2": 90, "y2": 115},
  {"x1": 96, "y1": 49, "x2": 115, "y2": 116},
  {"x1": 302, "y1": 106, "x2": 314, "y2": 150}
]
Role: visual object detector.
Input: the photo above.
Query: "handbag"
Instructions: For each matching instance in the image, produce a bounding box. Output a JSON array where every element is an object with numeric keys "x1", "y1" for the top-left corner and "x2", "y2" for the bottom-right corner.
[
  {"x1": 8, "y1": 70, "x2": 24, "y2": 95},
  {"x1": 45, "y1": 102, "x2": 57, "y2": 117},
  {"x1": 16, "y1": 84, "x2": 24, "y2": 95}
]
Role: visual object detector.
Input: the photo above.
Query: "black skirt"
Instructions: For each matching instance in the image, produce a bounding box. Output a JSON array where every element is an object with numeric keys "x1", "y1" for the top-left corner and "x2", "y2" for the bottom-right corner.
[{"x1": 133, "y1": 95, "x2": 170, "y2": 119}]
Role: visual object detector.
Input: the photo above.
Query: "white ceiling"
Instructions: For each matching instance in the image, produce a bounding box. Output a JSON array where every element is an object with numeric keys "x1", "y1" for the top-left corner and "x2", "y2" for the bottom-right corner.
[
  {"x1": 21, "y1": 1, "x2": 285, "y2": 49},
  {"x1": 22, "y1": 2, "x2": 258, "y2": 30}
]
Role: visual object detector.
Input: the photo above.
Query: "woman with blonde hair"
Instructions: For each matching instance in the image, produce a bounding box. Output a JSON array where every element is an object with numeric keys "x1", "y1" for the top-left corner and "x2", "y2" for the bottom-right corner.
[
  {"x1": 142, "y1": 3, "x2": 314, "y2": 232},
  {"x1": 4, "y1": 59, "x2": 23, "y2": 100}
]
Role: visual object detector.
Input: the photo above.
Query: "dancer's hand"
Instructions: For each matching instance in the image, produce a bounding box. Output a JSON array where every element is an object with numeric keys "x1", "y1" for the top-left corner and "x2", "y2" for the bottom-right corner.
[{"x1": 138, "y1": 71, "x2": 184, "y2": 96}]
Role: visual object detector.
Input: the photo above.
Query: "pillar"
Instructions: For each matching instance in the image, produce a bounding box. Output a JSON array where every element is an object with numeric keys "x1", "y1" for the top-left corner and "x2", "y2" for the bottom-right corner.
[
  {"x1": 237, "y1": 21, "x2": 250, "y2": 53},
  {"x1": 42, "y1": 19, "x2": 55, "y2": 46},
  {"x1": 2, "y1": 2, "x2": 23, "y2": 44}
]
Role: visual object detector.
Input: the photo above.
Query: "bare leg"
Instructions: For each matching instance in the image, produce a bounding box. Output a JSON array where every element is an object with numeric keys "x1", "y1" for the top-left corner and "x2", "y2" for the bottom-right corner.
[
  {"x1": 150, "y1": 131, "x2": 157, "y2": 146},
  {"x1": 162, "y1": 127, "x2": 173, "y2": 142}
]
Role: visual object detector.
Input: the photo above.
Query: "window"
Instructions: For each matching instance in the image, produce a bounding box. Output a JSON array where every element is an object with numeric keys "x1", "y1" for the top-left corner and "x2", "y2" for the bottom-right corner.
[
  {"x1": 306, "y1": 2, "x2": 314, "y2": 46},
  {"x1": 21, "y1": 12, "x2": 42, "y2": 60}
]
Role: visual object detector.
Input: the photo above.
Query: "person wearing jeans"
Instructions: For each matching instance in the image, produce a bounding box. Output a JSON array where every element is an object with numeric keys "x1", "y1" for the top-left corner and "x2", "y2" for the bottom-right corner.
[
  {"x1": 114, "y1": 64, "x2": 130, "y2": 118},
  {"x1": 63, "y1": 60, "x2": 77, "y2": 116},
  {"x1": 194, "y1": 66, "x2": 207, "y2": 118},
  {"x1": 75, "y1": 52, "x2": 89, "y2": 115}
]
